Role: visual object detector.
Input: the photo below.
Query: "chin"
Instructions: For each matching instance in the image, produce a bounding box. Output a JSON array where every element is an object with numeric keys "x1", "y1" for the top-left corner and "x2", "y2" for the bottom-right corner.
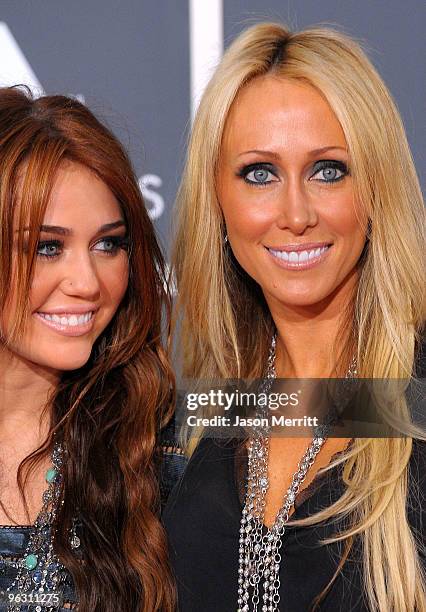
[
  {"x1": 30, "y1": 346, "x2": 94, "y2": 372},
  {"x1": 54, "y1": 357, "x2": 92, "y2": 371},
  {"x1": 268, "y1": 285, "x2": 332, "y2": 308},
  {"x1": 279, "y1": 297, "x2": 326, "y2": 309},
  {"x1": 57, "y1": 348, "x2": 94, "y2": 370}
]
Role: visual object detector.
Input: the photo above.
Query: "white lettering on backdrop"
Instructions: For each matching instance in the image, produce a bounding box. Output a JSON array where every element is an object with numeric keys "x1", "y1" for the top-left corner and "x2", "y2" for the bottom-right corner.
[
  {"x1": 0, "y1": 4, "x2": 226, "y2": 221},
  {"x1": 138, "y1": 174, "x2": 165, "y2": 221}
]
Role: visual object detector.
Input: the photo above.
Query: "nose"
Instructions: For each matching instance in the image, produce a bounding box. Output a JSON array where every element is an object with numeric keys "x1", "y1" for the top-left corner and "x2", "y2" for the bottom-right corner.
[
  {"x1": 275, "y1": 177, "x2": 318, "y2": 234},
  {"x1": 61, "y1": 251, "x2": 101, "y2": 300}
]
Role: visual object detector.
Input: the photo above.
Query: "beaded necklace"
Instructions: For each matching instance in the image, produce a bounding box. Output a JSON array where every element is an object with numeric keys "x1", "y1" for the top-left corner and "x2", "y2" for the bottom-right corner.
[{"x1": 0, "y1": 441, "x2": 80, "y2": 612}]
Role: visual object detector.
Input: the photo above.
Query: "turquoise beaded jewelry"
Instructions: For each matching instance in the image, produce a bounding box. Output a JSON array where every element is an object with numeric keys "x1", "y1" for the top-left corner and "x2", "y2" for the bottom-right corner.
[{"x1": 0, "y1": 440, "x2": 80, "y2": 612}]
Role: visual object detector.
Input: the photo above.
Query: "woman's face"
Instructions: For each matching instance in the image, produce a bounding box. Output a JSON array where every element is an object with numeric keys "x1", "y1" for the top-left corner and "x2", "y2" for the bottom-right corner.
[
  {"x1": 217, "y1": 76, "x2": 367, "y2": 313},
  {"x1": 1, "y1": 161, "x2": 129, "y2": 373}
]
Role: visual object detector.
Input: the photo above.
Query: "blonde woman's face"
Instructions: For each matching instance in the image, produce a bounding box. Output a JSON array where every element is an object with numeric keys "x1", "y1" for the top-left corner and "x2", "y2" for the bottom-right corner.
[
  {"x1": 1, "y1": 162, "x2": 129, "y2": 373},
  {"x1": 217, "y1": 76, "x2": 367, "y2": 312}
]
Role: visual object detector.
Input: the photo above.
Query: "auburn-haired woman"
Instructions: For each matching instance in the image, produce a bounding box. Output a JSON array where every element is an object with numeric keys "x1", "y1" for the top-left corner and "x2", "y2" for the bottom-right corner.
[
  {"x1": 164, "y1": 23, "x2": 426, "y2": 611},
  {"x1": 0, "y1": 87, "x2": 175, "y2": 611}
]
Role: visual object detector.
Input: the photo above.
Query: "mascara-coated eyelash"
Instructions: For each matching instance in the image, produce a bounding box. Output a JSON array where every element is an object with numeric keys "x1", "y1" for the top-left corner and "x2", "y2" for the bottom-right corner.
[
  {"x1": 237, "y1": 163, "x2": 278, "y2": 186},
  {"x1": 94, "y1": 235, "x2": 129, "y2": 255},
  {"x1": 310, "y1": 160, "x2": 349, "y2": 183},
  {"x1": 35, "y1": 236, "x2": 129, "y2": 260},
  {"x1": 37, "y1": 240, "x2": 63, "y2": 259}
]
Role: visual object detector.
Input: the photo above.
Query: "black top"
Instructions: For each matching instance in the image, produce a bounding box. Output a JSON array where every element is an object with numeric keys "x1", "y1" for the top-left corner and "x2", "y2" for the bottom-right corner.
[{"x1": 163, "y1": 436, "x2": 426, "y2": 611}]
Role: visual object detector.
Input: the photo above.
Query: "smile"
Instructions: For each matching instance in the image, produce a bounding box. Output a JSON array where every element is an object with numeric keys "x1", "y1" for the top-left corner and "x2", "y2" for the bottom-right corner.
[
  {"x1": 38, "y1": 312, "x2": 93, "y2": 326},
  {"x1": 35, "y1": 311, "x2": 95, "y2": 336},
  {"x1": 266, "y1": 245, "x2": 332, "y2": 269}
]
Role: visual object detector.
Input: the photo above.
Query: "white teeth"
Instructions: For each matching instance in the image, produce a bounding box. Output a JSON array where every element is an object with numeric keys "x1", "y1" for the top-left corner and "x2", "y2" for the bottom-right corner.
[
  {"x1": 269, "y1": 245, "x2": 330, "y2": 264},
  {"x1": 38, "y1": 312, "x2": 93, "y2": 327},
  {"x1": 275, "y1": 251, "x2": 285, "y2": 260}
]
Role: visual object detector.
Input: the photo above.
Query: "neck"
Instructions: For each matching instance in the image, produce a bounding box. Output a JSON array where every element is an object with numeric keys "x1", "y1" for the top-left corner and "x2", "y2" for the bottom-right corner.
[
  {"x1": 267, "y1": 272, "x2": 358, "y2": 378},
  {"x1": 0, "y1": 347, "x2": 59, "y2": 452}
]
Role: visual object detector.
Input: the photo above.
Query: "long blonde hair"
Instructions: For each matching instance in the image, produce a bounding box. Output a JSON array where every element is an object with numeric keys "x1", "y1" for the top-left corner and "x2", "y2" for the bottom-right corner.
[{"x1": 173, "y1": 23, "x2": 426, "y2": 611}]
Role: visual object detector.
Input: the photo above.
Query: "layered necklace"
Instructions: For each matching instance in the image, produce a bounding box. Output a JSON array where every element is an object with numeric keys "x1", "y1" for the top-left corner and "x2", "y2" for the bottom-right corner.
[
  {"x1": 237, "y1": 335, "x2": 357, "y2": 612},
  {"x1": 0, "y1": 440, "x2": 80, "y2": 612}
]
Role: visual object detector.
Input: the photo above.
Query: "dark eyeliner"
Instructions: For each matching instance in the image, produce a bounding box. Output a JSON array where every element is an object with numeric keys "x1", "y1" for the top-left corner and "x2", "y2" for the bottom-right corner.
[
  {"x1": 236, "y1": 162, "x2": 278, "y2": 183},
  {"x1": 312, "y1": 160, "x2": 349, "y2": 182},
  {"x1": 36, "y1": 239, "x2": 63, "y2": 259},
  {"x1": 97, "y1": 235, "x2": 130, "y2": 254}
]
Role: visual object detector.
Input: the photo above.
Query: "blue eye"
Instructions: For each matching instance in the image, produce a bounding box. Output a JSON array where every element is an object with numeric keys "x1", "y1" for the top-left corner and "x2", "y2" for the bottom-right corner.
[
  {"x1": 238, "y1": 163, "x2": 278, "y2": 186},
  {"x1": 37, "y1": 240, "x2": 62, "y2": 259},
  {"x1": 246, "y1": 168, "x2": 274, "y2": 184},
  {"x1": 96, "y1": 238, "x2": 116, "y2": 252},
  {"x1": 94, "y1": 236, "x2": 129, "y2": 255},
  {"x1": 311, "y1": 160, "x2": 348, "y2": 183}
]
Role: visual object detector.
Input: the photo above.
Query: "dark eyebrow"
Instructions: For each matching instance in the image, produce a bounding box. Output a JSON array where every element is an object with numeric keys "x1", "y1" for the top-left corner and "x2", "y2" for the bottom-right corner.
[
  {"x1": 94, "y1": 221, "x2": 127, "y2": 233},
  {"x1": 18, "y1": 220, "x2": 126, "y2": 235},
  {"x1": 237, "y1": 146, "x2": 347, "y2": 159},
  {"x1": 39, "y1": 225, "x2": 71, "y2": 236}
]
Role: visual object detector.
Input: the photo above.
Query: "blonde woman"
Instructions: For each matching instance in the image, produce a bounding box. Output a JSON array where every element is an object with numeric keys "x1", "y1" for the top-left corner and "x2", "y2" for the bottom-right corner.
[{"x1": 163, "y1": 23, "x2": 426, "y2": 612}]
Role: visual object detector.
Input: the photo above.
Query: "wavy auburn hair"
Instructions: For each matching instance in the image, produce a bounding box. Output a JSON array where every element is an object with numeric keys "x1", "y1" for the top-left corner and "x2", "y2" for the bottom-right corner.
[
  {"x1": 173, "y1": 23, "x2": 426, "y2": 612},
  {"x1": 0, "y1": 86, "x2": 175, "y2": 611}
]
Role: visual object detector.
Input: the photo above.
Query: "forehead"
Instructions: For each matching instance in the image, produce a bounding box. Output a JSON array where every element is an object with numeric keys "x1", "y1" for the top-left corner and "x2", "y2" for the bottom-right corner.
[
  {"x1": 221, "y1": 76, "x2": 347, "y2": 154},
  {"x1": 43, "y1": 161, "x2": 122, "y2": 225}
]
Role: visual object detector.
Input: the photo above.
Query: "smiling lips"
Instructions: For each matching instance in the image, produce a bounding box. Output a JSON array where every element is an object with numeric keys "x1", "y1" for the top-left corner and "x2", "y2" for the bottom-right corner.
[
  {"x1": 35, "y1": 310, "x2": 96, "y2": 336},
  {"x1": 38, "y1": 312, "x2": 93, "y2": 327},
  {"x1": 266, "y1": 243, "x2": 332, "y2": 269}
]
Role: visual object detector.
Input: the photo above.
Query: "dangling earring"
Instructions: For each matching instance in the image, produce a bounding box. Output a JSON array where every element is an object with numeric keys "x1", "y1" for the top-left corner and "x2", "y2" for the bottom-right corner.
[{"x1": 224, "y1": 233, "x2": 229, "y2": 245}]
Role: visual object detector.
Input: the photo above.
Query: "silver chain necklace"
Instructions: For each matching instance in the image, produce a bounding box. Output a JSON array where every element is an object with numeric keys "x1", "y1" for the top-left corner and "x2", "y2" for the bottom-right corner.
[{"x1": 237, "y1": 335, "x2": 357, "y2": 612}]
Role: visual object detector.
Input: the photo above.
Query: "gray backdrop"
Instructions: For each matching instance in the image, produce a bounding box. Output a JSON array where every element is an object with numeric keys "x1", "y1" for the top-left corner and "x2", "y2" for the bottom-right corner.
[{"x1": 0, "y1": 1, "x2": 424, "y2": 249}]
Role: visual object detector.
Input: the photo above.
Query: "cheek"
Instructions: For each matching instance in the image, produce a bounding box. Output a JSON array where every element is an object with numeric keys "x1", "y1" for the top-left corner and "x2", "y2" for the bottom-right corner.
[
  {"x1": 220, "y1": 188, "x2": 274, "y2": 242},
  {"x1": 29, "y1": 269, "x2": 61, "y2": 310},
  {"x1": 325, "y1": 199, "x2": 367, "y2": 244},
  {"x1": 100, "y1": 257, "x2": 129, "y2": 307},
  {"x1": 227, "y1": 207, "x2": 273, "y2": 241},
  {"x1": 220, "y1": 187, "x2": 277, "y2": 279}
]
